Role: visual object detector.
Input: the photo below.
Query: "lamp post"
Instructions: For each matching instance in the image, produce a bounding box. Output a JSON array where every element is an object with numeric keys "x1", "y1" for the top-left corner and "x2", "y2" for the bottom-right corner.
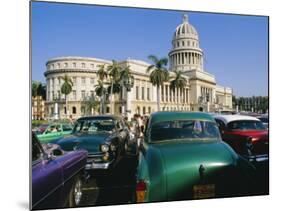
[{"x1": 122, "y1": 75, "x2": 134, "y2": 120}]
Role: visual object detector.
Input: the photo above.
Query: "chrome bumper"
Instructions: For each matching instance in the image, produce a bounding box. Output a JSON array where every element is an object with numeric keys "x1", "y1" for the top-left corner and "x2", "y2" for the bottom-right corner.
[{"x1": 247, "y1": 154, "x2": 269, "y2": 162}]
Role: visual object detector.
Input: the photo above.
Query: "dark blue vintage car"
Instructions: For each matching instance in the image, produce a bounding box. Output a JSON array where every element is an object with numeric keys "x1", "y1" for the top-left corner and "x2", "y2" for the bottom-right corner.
[
  {"x1": 32, "y1": 133, "x2": 88, "y2": 209},
  {"x1": 52, "y1": 115, "x2": 133, "y2": 171}
]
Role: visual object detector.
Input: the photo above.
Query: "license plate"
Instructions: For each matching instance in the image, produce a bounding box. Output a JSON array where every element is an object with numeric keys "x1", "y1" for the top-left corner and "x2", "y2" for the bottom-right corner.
[{"x1": 193, "y1": 184, "x2": 215, "y2": 199}]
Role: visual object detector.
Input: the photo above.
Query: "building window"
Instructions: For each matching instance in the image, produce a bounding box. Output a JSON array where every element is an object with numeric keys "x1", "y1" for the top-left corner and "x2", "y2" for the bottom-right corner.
[
  {"x1": 143, "y1": 107, "x2": 146, "y2": 115},
  {"x1": 72, "y1": 107, "x2": 76, "y2": 114},
  {"x1": 51, "y1": 107, "x2": 54, "y2": 114},
  {"x1": 72, "y1": 77, "x2": 76, "y2": 85},
  {"x1": 136, "y1": 86, "x2": 139, "y2": 100},
  {"x1": 57, "y1": 63, "x2": 60, "y2": 68},
  {"x1": 90, "y1": 78, "x2": 94, "y2": 84},
  {"x1": 82, "y1": 63, "x2": 85, "y2": 68},
  {"x1": 177, "y1": 42, "x2": 179, "y2": 47},
  {"x1": 147, "y1": 88, "x2": 150, "y2": 100},
  {"x1": 57, "y1": 91, "x2": 61, "y2": 100},
  {"x1": 52, "y1": 91, "x2": 54, "y2": 100},
  {"x1": 148, "y1": 107, "x2": 151, "y2": 114},
  {"x1": 161, "y1": 86, "x2": 164, "y2": 102},
  {"x1": 187, "y1": 41, "x2": 190, "y2": 46},
  {"x1": 64, "y1": 107, "x2": 67, "y2": 114},
  {"x1": 106, "y1": 106, "x2": 110, "y2": 113},
  {"x1": 73, "y1": 62, "x2": 76, "y2": 68},
  {"x1": 141, "y1": 87, "x2": 145, "y2": 100},
  {"x1": 81, "y1": 77, "x2": 86, "y2": 85},
  {"x1": 64, "y1": 63, "x2": 68, "y2": 68},
  {"x1": 90, "y1": 91, "x2": 94, "y2": 98},
  {"x1": 193, "y1": 41, "x2": 195, "y2": 46},
  {"x1": 51, "y1": 64, "x2": 54, "y2": 69},
  {"x1": 73, "y1": 90, "x2": 76, "y2": 100},
  {"x1": 81, "y1": 90, "x2": 85, "y2": 99},
  {"x1": 182, "y1": 41, "x2": 185, "y2": 46}
]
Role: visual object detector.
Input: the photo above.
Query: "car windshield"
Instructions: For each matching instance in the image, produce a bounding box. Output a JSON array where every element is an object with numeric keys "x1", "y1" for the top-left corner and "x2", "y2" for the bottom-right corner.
[
  {"x1": 228, "y1": 120, "x2": 266, "y2": 131},
  {"x1": 74, "y1": 119, "x2": 115, "y2": 133},
  {"x1": 150, "y1": 120, "x2": 221, "y2": 142},
  {"x1": 258, "y1": 117, "x2": 268, "y2": 124}
]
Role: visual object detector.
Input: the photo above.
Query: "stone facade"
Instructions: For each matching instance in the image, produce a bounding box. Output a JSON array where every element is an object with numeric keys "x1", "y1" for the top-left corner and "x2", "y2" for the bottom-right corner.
[{"x1": 44, "y1": 14, "x2": 232, "y2": 120}]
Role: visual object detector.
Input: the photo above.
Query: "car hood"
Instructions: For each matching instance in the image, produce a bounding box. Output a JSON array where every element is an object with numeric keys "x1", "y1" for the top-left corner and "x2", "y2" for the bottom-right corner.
[
  {"x1": 148, "y1": 140, "x2": 249, "y2": 199},
  {"x1": 55, "y1": 132, "x2": 112, "y2": 154}
]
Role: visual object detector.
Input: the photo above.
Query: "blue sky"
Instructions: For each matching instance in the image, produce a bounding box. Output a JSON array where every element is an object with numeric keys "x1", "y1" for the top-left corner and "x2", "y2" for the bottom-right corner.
[{"x1": 31, "y1": 1, "x2": 268, "y2": 97}]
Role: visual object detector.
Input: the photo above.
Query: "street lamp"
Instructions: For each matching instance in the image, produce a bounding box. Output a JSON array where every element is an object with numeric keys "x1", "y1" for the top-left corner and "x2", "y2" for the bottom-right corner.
[{"x1": 122, "y1": 75, "x2": 134, "y2": 118}]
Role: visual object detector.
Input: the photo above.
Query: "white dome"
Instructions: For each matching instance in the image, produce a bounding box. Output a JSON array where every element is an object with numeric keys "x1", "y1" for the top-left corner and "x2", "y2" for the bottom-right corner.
[{"x1": 174, "y1": 14, "x2": 198, "y2": 39}]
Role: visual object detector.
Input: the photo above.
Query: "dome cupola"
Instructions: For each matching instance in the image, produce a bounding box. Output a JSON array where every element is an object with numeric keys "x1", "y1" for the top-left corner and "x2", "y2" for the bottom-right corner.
[{"x1": 169, "y1": 14, "x2": 204, "y2": 72}]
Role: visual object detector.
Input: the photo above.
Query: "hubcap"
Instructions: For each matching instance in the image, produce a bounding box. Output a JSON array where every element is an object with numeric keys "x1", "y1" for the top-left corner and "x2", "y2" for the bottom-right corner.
[{"x1": 74, "y1": 179, "x2": 82, "y2": 205}]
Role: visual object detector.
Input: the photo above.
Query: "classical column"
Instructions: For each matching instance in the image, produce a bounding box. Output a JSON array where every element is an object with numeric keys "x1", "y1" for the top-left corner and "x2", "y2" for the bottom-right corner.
[
  {"x1": 126, "y1": 89, "x2": 133, "y2": 120},
  {"x1": 167, "y1": 85, "x2": 170, "y2": 102}
]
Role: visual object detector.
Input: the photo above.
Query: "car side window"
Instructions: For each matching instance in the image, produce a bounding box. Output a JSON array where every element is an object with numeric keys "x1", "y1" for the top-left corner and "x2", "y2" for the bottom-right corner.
[
  {"x1": 62, "y1": 124, "x2": 72, "y2": 131},
  {"x1": 215, "y1": 119, "x2": 225, "y2": 130}
]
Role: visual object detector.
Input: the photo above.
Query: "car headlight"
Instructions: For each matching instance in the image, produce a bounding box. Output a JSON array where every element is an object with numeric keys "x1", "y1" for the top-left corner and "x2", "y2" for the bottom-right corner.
[{"x1": 100, "y1": 144, "x2": 109, "y2": 152}]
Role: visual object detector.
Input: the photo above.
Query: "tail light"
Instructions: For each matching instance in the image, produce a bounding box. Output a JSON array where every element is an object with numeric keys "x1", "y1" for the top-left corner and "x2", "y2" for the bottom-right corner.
[{"x1": 136, "y1": 180, "x2": 147, "y2": 203}]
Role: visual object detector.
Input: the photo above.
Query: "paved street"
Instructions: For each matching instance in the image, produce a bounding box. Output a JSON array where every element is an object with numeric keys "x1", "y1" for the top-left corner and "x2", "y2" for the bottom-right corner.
[{"x1": 79, "y1": 155, "x2": 138, "y2": 207}]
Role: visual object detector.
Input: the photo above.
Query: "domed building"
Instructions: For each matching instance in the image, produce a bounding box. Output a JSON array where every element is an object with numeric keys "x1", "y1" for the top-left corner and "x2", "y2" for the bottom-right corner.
[{"x1": 44, "y1": 14, "x2": 232, "y2": 120}]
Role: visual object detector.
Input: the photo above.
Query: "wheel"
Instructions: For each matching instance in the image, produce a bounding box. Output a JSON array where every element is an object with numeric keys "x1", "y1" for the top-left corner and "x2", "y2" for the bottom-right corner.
[{"x1": 68, "y1": 175, "x2": 83, "y2": 207}]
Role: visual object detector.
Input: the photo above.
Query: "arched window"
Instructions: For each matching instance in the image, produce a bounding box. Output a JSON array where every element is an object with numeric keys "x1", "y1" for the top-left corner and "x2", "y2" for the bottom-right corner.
[
  {"x1": 72, "y1": 106, "x2": 76, "y2": 114},
  {"x1": 143, "y1": 107, "x2": 146, "y2": 115},
  {"x1": 106, "y1": 106, "x2": 110, "y2": 113}
]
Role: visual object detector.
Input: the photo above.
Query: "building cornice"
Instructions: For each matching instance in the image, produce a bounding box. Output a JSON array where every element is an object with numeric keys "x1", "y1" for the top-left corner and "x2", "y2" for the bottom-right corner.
[{"x1": 44, "y1": 68, "x2": 97, "y2": 77}]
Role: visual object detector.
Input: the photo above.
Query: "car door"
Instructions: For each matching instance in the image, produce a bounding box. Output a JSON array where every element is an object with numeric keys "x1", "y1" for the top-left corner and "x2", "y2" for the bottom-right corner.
[{"x1": 32, "y1": 135, "x2": 64, "y2": 209}]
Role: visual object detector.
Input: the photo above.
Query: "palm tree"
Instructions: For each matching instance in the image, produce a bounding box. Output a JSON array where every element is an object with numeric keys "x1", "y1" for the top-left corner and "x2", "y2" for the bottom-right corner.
[
  {"x1": 170, "y1": 70, "x2": 187, "y2": 110},
  {"x1": 32, "y1": 81, "x2": 39, "y2": 97},
  {"x1": 95, "y1": 80, "x2": 107, "y2": 114},
  {"x1": 107, "y1": 60, "x2": 122, "y2": 114},
  {"x1": 146, "y1": 55, "x2": 169, "y2": 111},
  {"x1": 96, "y1": 65, "x2": 108, "y2": 114},
  {"x1": 60, "y1": 74, "x2": 73, "y2": 117},
  {"x1": 119, "y1": 65, "x2": 134, "y2": 115}
]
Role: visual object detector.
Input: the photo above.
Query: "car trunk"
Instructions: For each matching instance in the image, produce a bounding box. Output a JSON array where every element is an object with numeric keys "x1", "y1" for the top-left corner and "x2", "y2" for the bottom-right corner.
[{"x1": 155, "y1": 140, "x2": 251, "y2": 200}]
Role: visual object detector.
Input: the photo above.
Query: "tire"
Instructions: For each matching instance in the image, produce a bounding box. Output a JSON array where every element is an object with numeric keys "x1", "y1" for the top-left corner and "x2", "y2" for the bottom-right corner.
[{"x1": 68, "y1": 175, "x2": 83, "y2": 207}]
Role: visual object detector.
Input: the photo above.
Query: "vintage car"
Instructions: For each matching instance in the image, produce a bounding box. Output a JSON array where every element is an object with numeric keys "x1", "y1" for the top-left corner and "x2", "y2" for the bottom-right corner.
[
  {"x1": 135, "y1": 112, "x2": 257, "y2": 203},
  {"x1": 214, "y1": 115, "x2": 269, "y2": 159},
  {"x1": 52, "y1": 115, "x2": 131, "y2": 171},
  {"x1": 257, "y1": 115, "x2": 269, "y2": 129},
  {"x1": 32, "y1": 133, "x2": 88, "y2": 209},
  {"x1": 37, "y1": 123, "x2": 73, "y2": 143}
]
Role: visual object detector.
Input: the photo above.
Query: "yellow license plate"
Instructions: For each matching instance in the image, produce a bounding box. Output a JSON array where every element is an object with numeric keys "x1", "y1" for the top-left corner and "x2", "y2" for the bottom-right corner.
[{"x1": 193, "y1": 184, "x2": 215, "y2": 199}]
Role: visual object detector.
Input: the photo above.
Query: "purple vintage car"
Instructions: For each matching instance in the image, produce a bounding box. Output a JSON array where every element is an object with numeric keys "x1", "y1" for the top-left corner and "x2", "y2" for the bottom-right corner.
[{"x1": 32, "y1": 133, "x2": 88, "y2": 209}]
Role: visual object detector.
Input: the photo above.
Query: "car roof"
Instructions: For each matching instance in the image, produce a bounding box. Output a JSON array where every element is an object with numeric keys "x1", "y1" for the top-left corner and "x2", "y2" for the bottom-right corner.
[
  {"x1": 77, "y1": 115, "x2": 121, "y2": 121},
  {"x1": 214, "y1": 114, "x2": 260, "y2": 124},
  {"x1": 149, "y1": 111, "x2": 215, "y2": 125}
]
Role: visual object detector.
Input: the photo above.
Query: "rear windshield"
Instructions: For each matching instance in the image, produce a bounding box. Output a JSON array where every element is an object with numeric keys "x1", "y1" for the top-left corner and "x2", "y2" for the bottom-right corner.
[
  {"x1": 227, "y1": 120, "x2": 266, "y2": 131},
  {"x1": 150, "y1": 120, "x2": 221, "y2": 142}
]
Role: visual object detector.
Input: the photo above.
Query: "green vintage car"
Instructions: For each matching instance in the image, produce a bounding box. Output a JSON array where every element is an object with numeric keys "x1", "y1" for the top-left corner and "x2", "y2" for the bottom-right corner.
[
  {"x1": 37, "y1": 123, "x2": 73, "y2": 143},
  {"x1": 135, "y1": 112, "x2": 257, "y2": 203}
]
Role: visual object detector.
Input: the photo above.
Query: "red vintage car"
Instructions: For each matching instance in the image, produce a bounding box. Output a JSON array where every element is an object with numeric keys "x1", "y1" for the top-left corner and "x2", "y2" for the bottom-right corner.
[{"x1": 214, "y1": 115, "x2": 269, "y2": 160}]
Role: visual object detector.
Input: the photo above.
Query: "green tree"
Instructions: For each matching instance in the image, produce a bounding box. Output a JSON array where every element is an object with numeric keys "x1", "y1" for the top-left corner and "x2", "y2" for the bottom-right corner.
[
  {"x1": 96, "y1": 65, "x2": 108, "y2": 114},
  {"x1": 60, "y1": 75, "x2": 73, "y2": 117},
  {"x1": 82, "y1": 96, "x2": 99, "y2": 116},
  {"x1": 119, "y1": 65, "x2": 134, "y2": 114},
  {"x1": 170, "y1": 70, "x2": 187, "y2": 110},
  {"x1": 107, "y1": 60, "x2": 122, "y2": 114},
  {"x1": 146, "y1": 55, "x2": 169, "y2": 111}
]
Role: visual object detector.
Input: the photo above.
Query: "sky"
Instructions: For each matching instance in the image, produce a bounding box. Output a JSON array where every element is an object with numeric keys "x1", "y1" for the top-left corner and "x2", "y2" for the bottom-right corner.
[{"x1": 31, "y1": 1, "x2": 268, "y2": 97}]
